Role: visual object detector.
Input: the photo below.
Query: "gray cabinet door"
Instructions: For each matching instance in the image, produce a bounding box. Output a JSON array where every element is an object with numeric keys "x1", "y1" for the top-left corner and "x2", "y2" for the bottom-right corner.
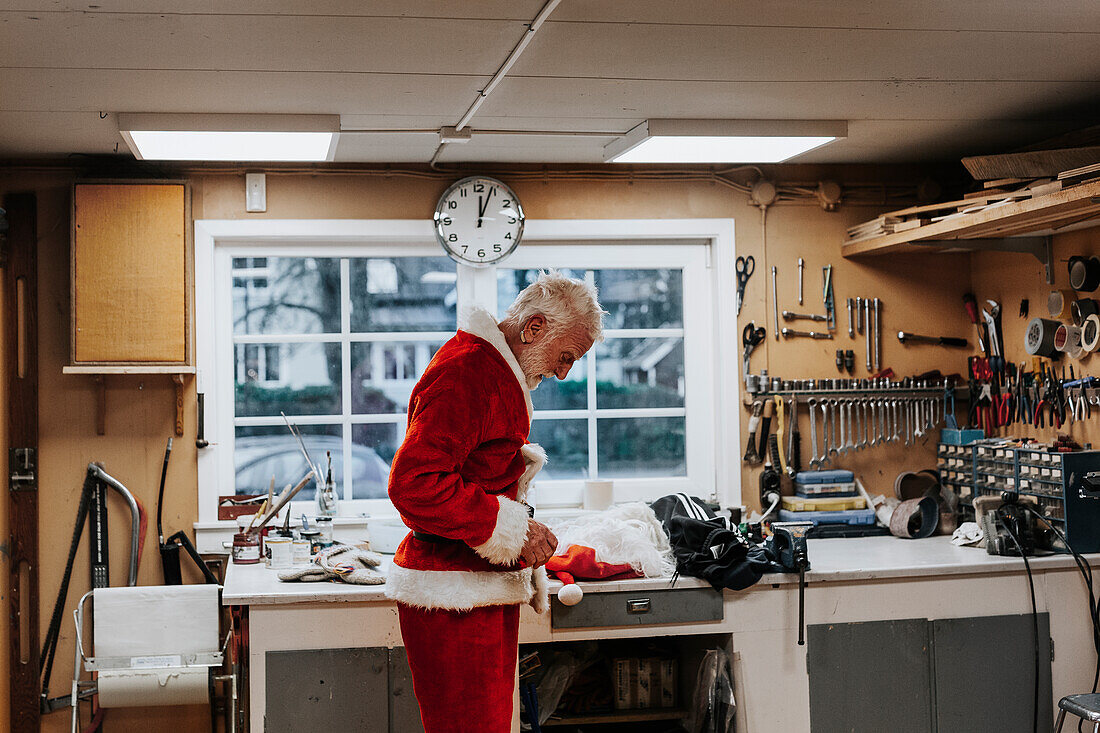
[
  {"x1": 807, "y1": 618, "x2": 935, "y2": 733},
  {"x1": 932, "y1": 613, "x2": 1052, "y2": 733},
  {"x1": 266, "y1": 647, "x2": 389, "y2": 732},
  {"x1": 388, "y1": 647, "x2": 425, "y2": 733}
]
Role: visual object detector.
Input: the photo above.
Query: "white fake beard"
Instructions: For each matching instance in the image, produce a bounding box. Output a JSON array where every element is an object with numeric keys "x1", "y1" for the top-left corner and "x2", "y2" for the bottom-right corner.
[{"x1": 518, "y1": 340, "x2": 555, "y2": 390}]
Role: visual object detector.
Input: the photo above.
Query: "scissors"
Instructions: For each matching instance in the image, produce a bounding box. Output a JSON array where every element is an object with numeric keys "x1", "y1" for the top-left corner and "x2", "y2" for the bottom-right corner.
[
  {"x1": 735, "y1": 255, "x2": 755, "y2": 315},
  {"x1": 742, "y1": 322, "x2": 766, "y2": 366}
]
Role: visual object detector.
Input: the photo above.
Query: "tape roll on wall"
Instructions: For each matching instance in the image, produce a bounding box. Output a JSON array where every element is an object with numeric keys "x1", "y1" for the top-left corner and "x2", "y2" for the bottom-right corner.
[
  {"x1": 1083, "y1": 314, "x2": 1100, "y2": 352},
  {"x1": 1069, "y1": 256, "x2": 1100, "y2": 292},
  {"x1": 1073, "y1": 298, "x2": 1100, "y2": 326},
  {"x1": 1056, "y1": 324, "x2": 1084, "y2": 359},
  {"x1": 1048, "y1": 289, "x2": 1075, "y2": 319},
  {"x1": 1025, "y1": 317, "x2": 1060, "y2": 357}
]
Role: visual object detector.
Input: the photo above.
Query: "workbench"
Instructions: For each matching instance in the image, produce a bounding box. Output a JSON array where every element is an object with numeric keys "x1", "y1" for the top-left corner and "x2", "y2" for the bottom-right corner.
[{"x1": 223, "y1": 536, "x2": 1100, "y2": 732}]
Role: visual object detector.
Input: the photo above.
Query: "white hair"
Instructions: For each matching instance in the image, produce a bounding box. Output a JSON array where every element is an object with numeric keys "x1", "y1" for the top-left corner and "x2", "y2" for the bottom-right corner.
[{"x1": 501, "y1": 269, "x2": 605, "y2": 341}]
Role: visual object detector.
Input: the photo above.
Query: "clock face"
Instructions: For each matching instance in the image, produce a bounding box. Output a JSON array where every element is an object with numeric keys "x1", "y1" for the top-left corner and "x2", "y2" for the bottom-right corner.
[{"x1": 434, "y1": 176, "x2": 525, "y2": 267}]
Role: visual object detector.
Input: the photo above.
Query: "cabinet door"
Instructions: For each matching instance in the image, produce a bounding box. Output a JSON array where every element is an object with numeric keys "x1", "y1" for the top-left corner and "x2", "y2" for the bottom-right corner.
[
  {"x1": 807, "y1": 618, "x2": 934, "y2": 733},
  {"x1": 388, "y1": 647, "x2": 425, "y2": 733},
  {"x1": 932, "y1": 614, "x2": 1052, "y2": 733},
  {"x1": 265, "y1": 647, "x2": 389, "y2": 732},
  {"x1": 72, "y1": 182, "x2": 188, "y2": 363}
]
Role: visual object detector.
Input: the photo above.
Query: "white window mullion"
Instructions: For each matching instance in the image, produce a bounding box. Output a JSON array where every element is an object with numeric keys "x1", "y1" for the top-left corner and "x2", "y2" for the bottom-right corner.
[
  {"x1": 585, "y1": 269, "x2": 598, "y2": 480},
  {"x1": 341, "y1": 257, "x2": 353, "y2": 501}
]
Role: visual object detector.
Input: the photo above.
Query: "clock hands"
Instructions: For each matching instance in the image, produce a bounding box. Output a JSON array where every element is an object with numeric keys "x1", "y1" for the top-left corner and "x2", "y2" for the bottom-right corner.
[{"x1": 476, "y1": 188, "x2": 494, "y2": 228}]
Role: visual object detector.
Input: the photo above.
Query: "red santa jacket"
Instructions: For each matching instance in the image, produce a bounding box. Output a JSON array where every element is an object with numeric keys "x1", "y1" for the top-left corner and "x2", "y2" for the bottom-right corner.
[{"x1": 385, "y1": 307, "x2": 549, "y2": 613}]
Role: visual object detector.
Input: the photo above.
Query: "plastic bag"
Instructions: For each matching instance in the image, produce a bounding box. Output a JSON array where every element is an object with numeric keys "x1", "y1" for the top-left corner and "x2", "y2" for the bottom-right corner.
[{"x1": 687, "y1": 648, "x2": 736, "y2": 733}]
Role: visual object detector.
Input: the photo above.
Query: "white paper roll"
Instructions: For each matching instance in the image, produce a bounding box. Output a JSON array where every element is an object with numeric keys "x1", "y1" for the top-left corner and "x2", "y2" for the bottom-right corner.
[
  {"x1": 583, "y1": 480, "x2": 614, "y2": 511},
  {"x1": 97, "y1": 667, "x2": 210, "y2": 708}
]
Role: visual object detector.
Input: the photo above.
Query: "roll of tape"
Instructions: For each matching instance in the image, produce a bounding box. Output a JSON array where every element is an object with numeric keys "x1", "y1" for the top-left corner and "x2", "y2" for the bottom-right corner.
[
  {"x1": 582, "y1": 479, "x2": 614, "y2": 511},
  {"x1": 1070, "y1": 256, "x2": 1100, "y2": 292},
  {"x1": 1048, "y1": 289, "x2": 1075, "y2": 319},
  {"x1": 1073, "y1": 298, "x2": 1100, "y2": 326},
  {"x1": 1058, "y1": 324, "x2": 1084, "y2": 359},
  {"x1": 1025, "y1": 317, "x2": 1060, "y2": 357},
  {"x1": 1083, "y1": 314, "x2": 1100, "y2": 352}
]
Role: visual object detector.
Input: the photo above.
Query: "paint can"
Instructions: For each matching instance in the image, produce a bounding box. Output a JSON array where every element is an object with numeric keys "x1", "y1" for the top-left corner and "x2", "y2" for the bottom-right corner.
[
  {"x1": 300, "y1": 528, "x2": 323, "y2": 555},
  {"x1": 265, "y1": 537, "x2": 293, "y2": 569},
  {"x1": 291, "y1": 539, "x2": 312, "y2": 565},
  {"x1": 232, "y1": 532, "x2": 261, "y2": 565}
]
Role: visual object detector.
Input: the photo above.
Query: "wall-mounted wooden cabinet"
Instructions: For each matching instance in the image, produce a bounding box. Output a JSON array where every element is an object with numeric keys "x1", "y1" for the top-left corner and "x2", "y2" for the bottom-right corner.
[{"x1": 71, "y1": 181, "x2": 191, "y2": 365}]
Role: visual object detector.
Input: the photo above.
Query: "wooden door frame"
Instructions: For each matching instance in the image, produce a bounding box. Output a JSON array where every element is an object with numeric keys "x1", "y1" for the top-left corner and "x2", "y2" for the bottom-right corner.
[{"x1": 5, "y1": 192, "x2": 40, "y2": 731}]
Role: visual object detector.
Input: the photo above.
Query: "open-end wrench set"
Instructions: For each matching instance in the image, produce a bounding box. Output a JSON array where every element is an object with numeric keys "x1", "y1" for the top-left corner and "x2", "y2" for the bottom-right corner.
[{"x1": 742, "y1": 377, "x2": 955, "y2": 469}]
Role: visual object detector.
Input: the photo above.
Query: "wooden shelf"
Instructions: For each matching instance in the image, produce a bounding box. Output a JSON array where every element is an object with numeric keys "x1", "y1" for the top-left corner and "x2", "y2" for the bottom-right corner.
[
  {"x1": 842, "y1": 179, "x2": 1100, "y2": 258},
  {"x1": 542, "y1": 708, "x2": 687, "y2": 726},
  {"x1": 63, "y1": 365, "x2": 195, "y2": 375},
  {"x1": 63, "y1": 367, "x2": 194, "y2": 436}
]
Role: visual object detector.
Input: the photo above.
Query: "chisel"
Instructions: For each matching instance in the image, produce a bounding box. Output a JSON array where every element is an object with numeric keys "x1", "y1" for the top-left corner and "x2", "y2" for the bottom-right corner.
[{"x1": 898, "y1": 332, "x2": 969, "y2": 347}]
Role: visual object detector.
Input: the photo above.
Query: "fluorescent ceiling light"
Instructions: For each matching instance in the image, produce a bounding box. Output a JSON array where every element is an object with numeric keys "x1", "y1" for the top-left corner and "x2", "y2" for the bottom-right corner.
[
  {"x1": 605, "y1": 119, "x2": 847, "y2": 163},
  {"x1": 117, "y1": 113, "x2": 340, "y2": 162}
]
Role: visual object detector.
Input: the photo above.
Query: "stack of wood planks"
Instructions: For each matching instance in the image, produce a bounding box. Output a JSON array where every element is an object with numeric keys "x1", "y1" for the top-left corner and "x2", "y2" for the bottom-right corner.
[{"x1": 846, "y1": 161, "x2": 1100, "y2": 243}]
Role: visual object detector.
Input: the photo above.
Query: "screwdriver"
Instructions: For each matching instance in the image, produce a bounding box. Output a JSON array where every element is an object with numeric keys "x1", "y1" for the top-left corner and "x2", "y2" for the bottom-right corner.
[{"x1": 963, "y1": 293, "x2": 987, "y2": 356}]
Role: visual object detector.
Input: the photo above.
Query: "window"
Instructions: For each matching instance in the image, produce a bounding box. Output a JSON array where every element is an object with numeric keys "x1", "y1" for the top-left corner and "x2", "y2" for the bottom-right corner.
[{"x1": 195, "y1": 220, "x2": 736, "y2": 524}]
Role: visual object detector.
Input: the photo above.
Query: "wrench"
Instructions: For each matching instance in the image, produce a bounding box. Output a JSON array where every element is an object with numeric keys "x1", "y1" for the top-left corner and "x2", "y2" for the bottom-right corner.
[
  {"x1": 828, "y1": 400, "x2": 840, "y2": 459},
  {"x1": 808, "y1": 398, "x2": 820, "y2": 468},
  {"x1": 891, "y1": 400, "x2": 902, "y2": 442},
  {"x1": 838, "y1": 400, "x2": 848, "y2": 455}
]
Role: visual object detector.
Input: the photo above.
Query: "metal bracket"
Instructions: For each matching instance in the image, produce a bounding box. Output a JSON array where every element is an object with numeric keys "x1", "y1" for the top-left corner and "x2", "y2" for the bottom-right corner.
[
  {"x1": 917, "y1": 236, "x2": 1054, "y2": 284},
  {"x1": 9, "y1": 447, "x2": 36, "y2": 491}
]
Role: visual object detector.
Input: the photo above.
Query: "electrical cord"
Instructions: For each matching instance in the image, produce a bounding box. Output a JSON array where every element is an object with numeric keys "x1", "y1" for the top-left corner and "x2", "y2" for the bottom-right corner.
[
  {"x1": 1018, "y1": 504, "x2": 1100, "y2": 699},
  {"x1": 997, "y1": 508, "x2": 1040, "y2": 733}
]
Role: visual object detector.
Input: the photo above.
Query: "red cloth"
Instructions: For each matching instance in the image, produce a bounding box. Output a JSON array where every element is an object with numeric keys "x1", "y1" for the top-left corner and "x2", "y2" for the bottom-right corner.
[
  {"x1": 545, "y1": 545, "x2": 642, "y2": 585},
  {"x1": 398, "y1": 603, "x2": 519, "y2": 733}
]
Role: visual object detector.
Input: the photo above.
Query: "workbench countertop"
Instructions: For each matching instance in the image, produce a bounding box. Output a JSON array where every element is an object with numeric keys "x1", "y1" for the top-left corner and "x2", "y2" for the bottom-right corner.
[{"x1": 221, "y1": 535, "x2": 1100, "y2": 606}]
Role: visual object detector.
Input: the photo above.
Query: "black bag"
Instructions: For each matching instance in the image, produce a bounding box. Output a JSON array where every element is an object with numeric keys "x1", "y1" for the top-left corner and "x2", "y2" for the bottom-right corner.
[{"x1": 650, "y1": 494, "x2": 772, "y2": 591}]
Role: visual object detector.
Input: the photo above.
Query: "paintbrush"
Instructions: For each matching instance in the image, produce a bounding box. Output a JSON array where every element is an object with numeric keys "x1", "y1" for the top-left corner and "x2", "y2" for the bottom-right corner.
[
  {"x1": 280, "y1": 412, "x2": 322, "y2": 481},
  {"x1": 244, "y1": 498, "x2": 268, "y2": 533},
  {"x1": 255, "y1": 471, "x2": 314, "y2": 530}
]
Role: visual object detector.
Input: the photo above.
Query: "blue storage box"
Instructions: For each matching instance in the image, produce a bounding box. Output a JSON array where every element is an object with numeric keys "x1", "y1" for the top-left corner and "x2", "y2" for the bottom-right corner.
[
  {"x1": 795, "y1": 469, "x2": 857, "y2": 498},
  {"x1": 940, "y1": 428, "x2": 983, "y2": 446},
  {"x1": 795, "y1": 470, "x2": 855, "y2": 484},
  {"x1": 778, "y1": 508, "x2": 876, "y2": 525}
]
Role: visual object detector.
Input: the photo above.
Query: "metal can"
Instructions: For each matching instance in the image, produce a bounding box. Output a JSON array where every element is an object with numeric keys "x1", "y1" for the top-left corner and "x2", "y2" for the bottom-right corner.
[
  {"x1": 291, "y1": 539, "x2": 312, "y2": 565},
  {"x1": 232, "y1": 532, "x2": 261, "y2": 565},
  {"x1": 300, "y1": 528, "x2": 323, "y2": 555},
  {"x1": 265, "y1": 537, "x2": 293, "y2": 569}
]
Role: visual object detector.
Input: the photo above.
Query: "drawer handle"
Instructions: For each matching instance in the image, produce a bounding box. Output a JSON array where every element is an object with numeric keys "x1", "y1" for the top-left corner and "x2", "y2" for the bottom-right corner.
[{"x1": 626, "y1": 598, "x2": 651, "y2": 614}]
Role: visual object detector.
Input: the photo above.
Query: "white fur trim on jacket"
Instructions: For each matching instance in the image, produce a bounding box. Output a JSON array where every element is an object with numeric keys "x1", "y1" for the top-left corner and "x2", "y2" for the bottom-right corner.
[
  {"x1": 471, "y1": 495, "x2": 530, "y2": 565},
  {"x1": 386, "y1": 565, "x2": 537, "y2": 611},
  {"x1": 517, "y1": 442, "x2": 547, "y2": 503},
  {"x1": 529, "y1": 566, "x2": 550, "y2": 614},
  {"x1": 458, "y1": 306, "x2": 533, "y2": 420}
]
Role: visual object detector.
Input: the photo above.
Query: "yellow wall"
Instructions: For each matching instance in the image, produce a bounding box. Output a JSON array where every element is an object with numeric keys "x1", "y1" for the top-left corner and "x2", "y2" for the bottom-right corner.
[{"x1": 3, "y1": 163, "x2": 1062, "y2": 732}]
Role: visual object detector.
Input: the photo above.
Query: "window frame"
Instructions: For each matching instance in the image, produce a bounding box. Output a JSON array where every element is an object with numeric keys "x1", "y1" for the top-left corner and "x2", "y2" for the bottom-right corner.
[{"x1": 193, "y1": 219, "x2": 739, "y2": 527}]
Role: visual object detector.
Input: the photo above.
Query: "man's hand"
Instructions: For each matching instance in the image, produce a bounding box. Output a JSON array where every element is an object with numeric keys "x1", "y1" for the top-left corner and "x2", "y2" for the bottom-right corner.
[{"x1": 519, "y1": 519, "x2": 557, "y2": 568}]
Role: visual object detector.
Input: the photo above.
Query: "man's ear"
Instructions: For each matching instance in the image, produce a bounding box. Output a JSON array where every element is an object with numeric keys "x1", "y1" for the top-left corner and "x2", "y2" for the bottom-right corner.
[{"x1": 523, "y1": 315, "x2": 546, "y2": 343}]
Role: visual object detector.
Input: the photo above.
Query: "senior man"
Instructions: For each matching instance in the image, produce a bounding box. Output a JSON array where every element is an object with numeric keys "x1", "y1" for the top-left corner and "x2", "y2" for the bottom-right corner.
[{"x1": 386, "y1": 269, "x2": 604, "y2": 732}]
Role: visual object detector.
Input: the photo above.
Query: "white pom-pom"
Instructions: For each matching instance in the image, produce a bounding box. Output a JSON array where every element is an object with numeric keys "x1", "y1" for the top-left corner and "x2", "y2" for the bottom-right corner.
[{"x1": 557, "y1": 583, "x2": 583, "y2": 606}]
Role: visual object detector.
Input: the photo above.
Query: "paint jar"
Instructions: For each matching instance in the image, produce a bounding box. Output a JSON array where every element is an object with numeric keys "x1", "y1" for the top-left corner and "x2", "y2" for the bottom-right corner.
[
  {"x1": 300, "y1": 528, "x2": 323, "y2": 555},
  {"x1": 291, "y1": 539, "x2": 312, "y2": 565},
  {"x1": 265, "y1": 537, "x2": 293, "y2": 569},
  {"x1": 316, "y1": 516, "x2": 334, "y2": 545},
  {"x1": 232, "y1": 531, "x2": 261, "y2": 565}
]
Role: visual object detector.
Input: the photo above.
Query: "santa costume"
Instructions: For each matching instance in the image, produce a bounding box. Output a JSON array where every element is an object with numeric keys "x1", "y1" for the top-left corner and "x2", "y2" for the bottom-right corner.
[{"x1": 386, "y1": 307, "x2": 549, "y2": 733}]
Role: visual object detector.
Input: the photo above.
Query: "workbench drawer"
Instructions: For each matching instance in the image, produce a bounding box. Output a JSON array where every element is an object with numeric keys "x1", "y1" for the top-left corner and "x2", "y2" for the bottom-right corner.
[{"x1": 550, "y1": 587, "x2": 723, "y2": 629}]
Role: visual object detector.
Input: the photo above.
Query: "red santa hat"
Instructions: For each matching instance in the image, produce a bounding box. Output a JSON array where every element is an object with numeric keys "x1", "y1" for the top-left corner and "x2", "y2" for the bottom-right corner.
[{"x1": 545, "y1": 544, "x2": 642, "y2": 605}]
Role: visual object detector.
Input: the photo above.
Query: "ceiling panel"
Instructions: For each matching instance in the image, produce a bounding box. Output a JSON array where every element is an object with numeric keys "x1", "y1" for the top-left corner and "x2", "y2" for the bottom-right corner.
[
  {"x1": 3, "y1": 2, "x2": 543, "y2": 19},
  {"x1": 332, "y1": 132, "x2": 439, "y2": 163},
  {"x1": 515, "y1": 24, "x2": 1096, "y2": 82},
  {"x1": 0, "y1": 13, "x2": 524, "y2": 74},
  {"x1": 552, "y1": 0, "x2": 1100, "y2": 33},
  {"x1": 0, "y1": 69, "x2": 481, "y2": 115},
  {"x1": 479, "y1": 77, "x2": 1100, "y2": 122}
]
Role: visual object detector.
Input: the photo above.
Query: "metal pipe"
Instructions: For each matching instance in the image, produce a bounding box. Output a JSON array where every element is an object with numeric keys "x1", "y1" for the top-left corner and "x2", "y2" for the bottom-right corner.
[
  {"x1": 873, "y1": 298, "x2": 882, "y2": 372},
  {"x1": 798, "y1": 257, "x2": 804, "y2": 304},
  {"x1": 89, "y1": 464, "x2": 139, "y2": 586},
  {"x1": 864, "y1": 299, "x2": 872, "y2": 371},
  {"x1": 847, "y1": 298, "x2": 854, "y2": 338},
  {"x1": 772, "y1": 266, "x2": 780, "y2": 340}
]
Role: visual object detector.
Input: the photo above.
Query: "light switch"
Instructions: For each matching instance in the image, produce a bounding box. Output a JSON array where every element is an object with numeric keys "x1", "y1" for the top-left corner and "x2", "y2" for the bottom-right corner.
[{"x1": 245, "y1": 173, "x2": 266, "y2": 212}]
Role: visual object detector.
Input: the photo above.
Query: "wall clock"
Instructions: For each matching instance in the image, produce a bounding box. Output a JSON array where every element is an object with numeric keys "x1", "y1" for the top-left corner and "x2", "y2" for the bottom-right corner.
[{"x1": 434, "y1": 176, "x2": 525, "y2": 267}]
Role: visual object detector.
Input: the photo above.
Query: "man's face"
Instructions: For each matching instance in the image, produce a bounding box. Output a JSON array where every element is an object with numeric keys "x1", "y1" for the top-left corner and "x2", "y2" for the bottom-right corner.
[{"x1": 517, "y1": 323, "x2": 594, "y2": 390}]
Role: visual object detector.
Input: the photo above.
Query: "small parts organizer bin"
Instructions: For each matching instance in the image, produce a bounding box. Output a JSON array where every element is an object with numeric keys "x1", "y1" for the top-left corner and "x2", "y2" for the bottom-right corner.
[{"x1": 936, "y1": 439, "x2": 1100, "y2": 553}]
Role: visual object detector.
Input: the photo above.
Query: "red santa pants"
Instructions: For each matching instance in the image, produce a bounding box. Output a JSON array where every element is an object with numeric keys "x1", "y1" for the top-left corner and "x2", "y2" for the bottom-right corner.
[{"x1": 398, "y1": 602, "x2": 520, "y2": 733}]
